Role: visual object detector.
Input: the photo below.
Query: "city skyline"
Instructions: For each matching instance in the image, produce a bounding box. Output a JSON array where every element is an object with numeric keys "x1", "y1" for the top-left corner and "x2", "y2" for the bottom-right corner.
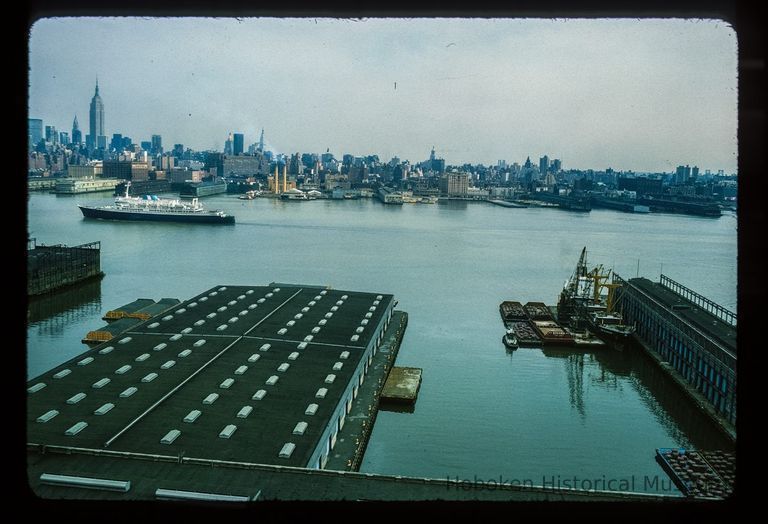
[{"x1": 29, "y1": 17, "x2": 737, "y2": 172}]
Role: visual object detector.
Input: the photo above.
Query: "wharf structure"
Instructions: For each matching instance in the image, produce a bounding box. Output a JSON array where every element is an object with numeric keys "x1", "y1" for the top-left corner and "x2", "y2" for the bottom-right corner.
[
  {"x1": 613, "y1": 274, "x2": 736, "y2": 438},
  {"x1": 27, "y1": 283, "x2": 403, "y2": 497},
  {"x1": 27, "y1": 239, "x2": 103, "y2": 296},
  {"x1": 54, "y1": 177, "x2": 120, "y2": 194}
]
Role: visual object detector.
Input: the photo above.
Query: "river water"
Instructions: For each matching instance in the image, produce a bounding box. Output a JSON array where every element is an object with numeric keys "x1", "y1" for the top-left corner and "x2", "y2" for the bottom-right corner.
[{"x1": 27, "y1": 192, "x2": 737, "y2": 495}]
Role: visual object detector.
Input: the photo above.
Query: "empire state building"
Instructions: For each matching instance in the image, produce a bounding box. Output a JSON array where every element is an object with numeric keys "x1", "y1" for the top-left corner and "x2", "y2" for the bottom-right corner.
[{"x1": 88, "y1": 80, "x2": 106, "y2": 151}]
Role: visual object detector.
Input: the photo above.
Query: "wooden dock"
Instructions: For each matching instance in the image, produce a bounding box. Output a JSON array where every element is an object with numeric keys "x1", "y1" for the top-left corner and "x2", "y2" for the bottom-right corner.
[{"x1": 381, "y1": 367, "x2": 422, "y2": 404}]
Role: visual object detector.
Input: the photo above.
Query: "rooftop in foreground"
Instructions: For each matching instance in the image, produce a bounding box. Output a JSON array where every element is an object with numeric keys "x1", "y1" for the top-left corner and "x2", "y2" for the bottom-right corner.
[{"x1": 27, "y1": 283, "x2": 395, "y2": 470}]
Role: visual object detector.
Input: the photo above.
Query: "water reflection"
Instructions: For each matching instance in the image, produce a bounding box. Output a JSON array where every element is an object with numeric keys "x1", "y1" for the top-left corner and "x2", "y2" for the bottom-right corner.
[
  {"x1": 379, "y1": 402, "x2": 416, "y2": 414},
  {"x1": 27, "y1": 278, "x2": 102, "y2": 334},
  {"x1": 540, "y1": 342, "x2": 734, "y2": 451}
]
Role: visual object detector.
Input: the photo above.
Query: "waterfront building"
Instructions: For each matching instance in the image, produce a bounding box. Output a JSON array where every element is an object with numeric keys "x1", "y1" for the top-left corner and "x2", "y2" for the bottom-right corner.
[
  {"x1": 222, "y1": 154, "x2": 269, "y2": 177},
  {"x1": 440, "y1": 172, "x2": 469, "y2": 197}
]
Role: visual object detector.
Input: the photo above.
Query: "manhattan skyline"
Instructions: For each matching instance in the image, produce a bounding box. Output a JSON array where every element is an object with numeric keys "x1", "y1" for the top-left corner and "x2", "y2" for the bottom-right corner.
[{"x1": 29, "y1": 17, "x2": 737, "y2": 172}]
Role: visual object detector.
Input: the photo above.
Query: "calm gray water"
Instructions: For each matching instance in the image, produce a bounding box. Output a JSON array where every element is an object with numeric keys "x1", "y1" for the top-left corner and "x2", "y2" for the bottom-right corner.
[{"x1": 27, "y1": 192, "x2": 737, "y2": 495}]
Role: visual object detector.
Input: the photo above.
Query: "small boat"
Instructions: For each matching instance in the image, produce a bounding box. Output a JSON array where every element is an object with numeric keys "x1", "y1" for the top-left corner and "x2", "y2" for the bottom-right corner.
[
  {"x1": 502, "y1": 329, "x2": 519, "y2": 349},
  {"x1": 238, "y1": 190, "x2": 259, "y2": 200}
]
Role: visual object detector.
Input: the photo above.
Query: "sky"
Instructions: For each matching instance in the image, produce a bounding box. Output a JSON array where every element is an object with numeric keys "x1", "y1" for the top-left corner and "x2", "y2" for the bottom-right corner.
[{"x1": 28, "y1": 17, "x2": 738, "y2": 172}]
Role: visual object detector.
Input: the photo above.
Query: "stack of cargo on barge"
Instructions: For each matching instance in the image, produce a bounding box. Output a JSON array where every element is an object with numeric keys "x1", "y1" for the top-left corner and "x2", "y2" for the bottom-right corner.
[{"x1": 655, "y1": 448, "x2": 734, "y2": 499}]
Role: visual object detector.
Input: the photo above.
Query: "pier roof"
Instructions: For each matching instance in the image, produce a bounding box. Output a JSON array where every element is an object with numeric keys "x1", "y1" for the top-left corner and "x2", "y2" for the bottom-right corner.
[{"x1": 27, "y1": 284, "x2": 393, "y2": 469}]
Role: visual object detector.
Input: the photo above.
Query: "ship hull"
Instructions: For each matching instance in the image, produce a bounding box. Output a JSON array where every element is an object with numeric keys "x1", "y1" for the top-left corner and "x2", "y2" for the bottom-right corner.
[{"x1": 79, "y1": 206, "x2": 235, "y2": 224}]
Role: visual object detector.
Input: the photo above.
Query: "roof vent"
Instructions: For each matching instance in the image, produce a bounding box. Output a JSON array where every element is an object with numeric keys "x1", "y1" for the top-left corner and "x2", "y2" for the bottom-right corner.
[
  {"x1": 369, "y1": 306, "x2": 376, "y2": 312},
  {"x1": 248, "y1": 304, "x2": 258, "y2": 310},
  {"x1": 286, "y1": 320, "x2": 296, "y2": 327},
  {"x1": 355, "y1": 326, "x2": 364, "y2": 333},
  {"x1": 53, "y1": 369, "x2": 72, "y2": 379},
  {"x1": 228, "y1": 317, "x2": 238, "y2": 324},
  {"x1": 340, "y1": 351, "x2": 350, "y2": 359},
  {"x1": 235, "y1": 365, "x2": 248, "y2": 375},
  {"x1": 217, "y1": 324, "x2": 228, "y2": 331},
  {"x1": 99, "y1": 346, "x2": 115, "y2": 355},
  {"x1": 333, "y1": 362, "x2": 344, "y2": 371},
  {"x1": 94, "y1": 403, "x2": 115, "y2": 415},
  {"x1": 277, "y1": 328, "x2": 287, "y2": 335},
  {"x1": 219, "y1": 424, "x2": 237, "y2": 439},
  {"x1": 142, "y1": 372, "x2": 158, "y2": 383},
  {"x1": 279, "y1": 442, "x2": 296, "y2": 458},
  {"x1": 350, "y1": 334, "x2": 360, "y2": 342},
  {"x1": 202, "y1": 393, "x2": 219, "y2": 405},
  {"x1": 246, "y1": 289, "x2": 255, "y2": 294},
  {"x1": 315, "y1": 388, "x2": 328, "y2": 399},
  {"x1": 237, "y1": 406, "x2": 253, "y2": 418},
  {"x1": 277, "y1": 363, "x2": 290, "y2": 372},
  {"x1": 228, "y1": 300, "x2": 237, "y2": 306},
  {"x1": 189, "y1": 301, "x2": 198, "y2": 307},
  {"x1": 265, "y1": 293, "x2": 274, "y2": 298},
  {"x1": 305, "y1": 403, "x2": 319, "y2": 415},
  {"x1": 331, "y1": 306, "x2": 338, "y2": 312},
  {"x1": 153, "y1": 343, "x2": 167, "y2": 351},
  {"x1": 40, "y1": 473, "x2": 130, "y2": 492},
  {"x1": 119, "y1": 337, "x2": 132, "y2": 344},
  {"x1": 178, "y1": 349, "x2": 192, "y2": 358},
  {"x1": 193, "y1": 339, "x2": 206, "y2": 347},
  {"x1": 301, "y1": 307, "x2": 310, "y2": 313},
  {"x1": 65, "y1": 421, "x2": 88, "y2": 436},
  {"x1": 318, "y1": 319, "x2": 328, "y2": 326},
  {"x1": 325, "y1": 312, "x2": 333, "y2": 319},
  {"x1": 248, "y1": 354, "x2": 260, "y2": 363},
  {"x1": 170, "y1": 334, "x2": 182, "y2": 341},
  {"x1": 183, "y1": 410, "x2": 201, "y2": 423},
  {"x1": 312, "y1": 326, "x2": 321, "y2": 333},
  {"x1": 325, "y1": 374, "x2": 336, "y2": 384},
  {"x1": 66, "y1": 392, "x2": 86, "y2": 404},
  {"x1": 297, "y1": 342, "x2": 308, "y2": 350},
  {"x1": 199, "y1": 296, "x2": 208, "y2": 302},
  {"x1": 78, "y1": 357, "x2": 94, "y2": 366},
  {"x1": 36, "y1": 410, "x2": 59, "y2": 423},
  {"x1": 373, "y1": 300, "x2": 380, "y2": 306},
  {"x1": 314, "y1": 295, "x2": 322, "y2": 300},
  {"x1": 273, "y1": 288, "x2": 281, "y2": 292},
  {"x1": 237, "y1": 294, "x2": 246, "y2": 300},
  {"x1": 239, "y1": 310, "x2": 248, "y2": 316},
  {"x1": 194, "y1": 320, "x2": 205, "y2": 326},
  {"x1": 294, "y1": 313, "x2": 303, "y2": 319},
  {"x1": 161, "y1": 360, "x2": 176, "y2": 370},
  {"x1": 120, "y1": 387, "x2": 137, "y2": 398},
  {"x1": 218, "y1": 287, "x2": 227, "y2": 291},
  {"x1": 209, "y1": 291, "x2": 218, "y2": 296},
  {"x1": 308, "y1": 301, "x2": 316, "y2": 306},
  {"x1": 257, "y1": 298, "x2": 265, "y2": 304},
  {"x1": 176, "y1": 308, "x2": 187, "y2": 314},
  {"x1": 115, "y1": 365, "x2": 132, "y2": 375},
  {"x1": 341, "y1": 295, "x2": 349, "y2": 300},
  {"x1": 92, "y1": 377, "x2": 111, "y2": 389},
  {"x1": 162, "y1": 315, "x2": 173, "y2": 321},
  {"x1": 28, "y1": 382, "x2": 46, "y2": 393},
  {"x1": 217, "y1": 306, "x2": 227, "y2": 312},
  {"x1": 252, "y1": 389, "x2": 267, "y2": 400},
  {"x1": 304, "y1": 335, "x2": 313, "y2": 342},
  {"x1": 365, "y1": 312, "x2": 372, "y2": 318},
  {"x1": 288, "y1": 352, "x2": 299, "y2": 360},
  {"x1": 148, "y1": 322, "x2": 160, "y2": 329},
  {"x1": 266, "y1": 375, "x2": 279, "y2": 385},
  {"x1": 293, "y1": 422, "x2": 308, "y2": 435},
  {"x1": 260, "y1": 343, "x2": 271, "y2": 351},
  {"x1": 160, "y1": 429, "x2": 181, "y2": 444},
  {"x1": 320, "y1": 290, "x2": 327, "y2": 295},
  {"x1": 135, "y1": 353, "x2": 150, "y2": 362},
  {"x1": 181, "y1": 327, "x2": 192, "y2": 334},
  {"x1": 336, "y1": 300, "x2": 343, "y2": 306},
  {"x1": 376, "y1": 295, "x2": 383, "y2": 300},
  {"x1": 361, "y1": 319, "x2": 369, "y2": 326},
  {"x1": 206, "y1": 312, "x2": 217, "y2": 319},
  {"x1": 220, "y1": 378, "x2": 235, "y2": 389}
]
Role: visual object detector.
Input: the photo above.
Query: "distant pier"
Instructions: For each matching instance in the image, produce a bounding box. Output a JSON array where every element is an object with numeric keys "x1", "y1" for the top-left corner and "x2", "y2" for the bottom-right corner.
[{"x1": 27, "y1": 239, "x2": 104, "y2": 296}]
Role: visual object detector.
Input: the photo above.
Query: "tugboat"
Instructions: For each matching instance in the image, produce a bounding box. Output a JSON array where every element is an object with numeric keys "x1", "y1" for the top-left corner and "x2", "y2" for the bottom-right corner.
[
  {"x1": 557, "y1": 247, "x2": 635, "y2": 345},
  {"x1": 79, "y1": 182, "x2": 235, "y2": 224},
  {"x1": 502, "y1": 328, "x2": 519, "y2": 349}
]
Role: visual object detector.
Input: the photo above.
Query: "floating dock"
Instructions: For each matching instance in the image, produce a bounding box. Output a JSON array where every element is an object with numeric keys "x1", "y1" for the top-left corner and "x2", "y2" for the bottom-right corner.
[
  {"x1": 380, "y1": 367, "x2": 422, "y2": 404},
  {"x1": 103, "y1": 299, "x2": 156, "y2": 321},
  {"x1": 655, "y1": 448, "x2": 734, "y2": 499}
]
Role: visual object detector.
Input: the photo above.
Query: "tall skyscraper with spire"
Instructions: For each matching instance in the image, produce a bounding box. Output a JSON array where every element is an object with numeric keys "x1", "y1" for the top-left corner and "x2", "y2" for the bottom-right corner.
[
  {"x1": 259, "y1": 128, "x2": 265, "y2": 152},
  {"x1": 71, "y1": 116, "x2": 82, "y2": 146},
  {"x1": 88, "y1": 80, "x2": 105, "y2": 151}
]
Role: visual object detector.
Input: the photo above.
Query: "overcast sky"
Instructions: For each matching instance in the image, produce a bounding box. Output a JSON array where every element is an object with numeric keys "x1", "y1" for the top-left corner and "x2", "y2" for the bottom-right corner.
[{"x1": 28, "y1": 17, "x2": 737, "y2": 172}]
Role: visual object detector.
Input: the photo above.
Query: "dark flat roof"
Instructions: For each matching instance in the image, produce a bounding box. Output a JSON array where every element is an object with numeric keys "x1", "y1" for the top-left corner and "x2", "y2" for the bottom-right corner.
[
  {"x1": 628, "y1": 278, "x2": 736, "y2": 353},
  {"x1": 28, "y1": 285, "x2": 393, "y2": 468}
]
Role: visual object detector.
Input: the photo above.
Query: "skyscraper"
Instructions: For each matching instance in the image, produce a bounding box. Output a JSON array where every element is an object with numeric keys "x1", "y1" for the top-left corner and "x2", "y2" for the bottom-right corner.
[
  {"x1": 88, "y1": 80, "x2": 106, "y2": 150},
  {"x1": 233, "y1": 133, "x2": 244, "y2": 156},
  {"x1": 71, "y1": 116, "x2": 82, "y2": 146},
  {"x1": 45, "y1": 125, "x2": 58, "y2": 145},
  {"x1": 28, "y1": 119, "x2": 43, "y2": 150},
  {"x1": 539, "y1": 155, "x2": 549, "y2": 175},
  {"x1": 259, "y1": 129, "x2": 265, "y2": 152},
  {"x1": 151, "y1": 135, "x2": 163, "y2": 156}
]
